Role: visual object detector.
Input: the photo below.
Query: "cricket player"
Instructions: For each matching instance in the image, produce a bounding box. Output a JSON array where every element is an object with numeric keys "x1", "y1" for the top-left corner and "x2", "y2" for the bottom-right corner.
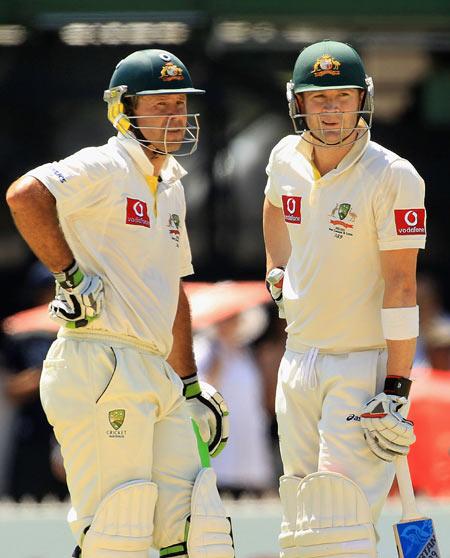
[
  {"x1": 6, "y1": 49, "x2": 233, "y2": 558},
  {"x1": 263, "y1": 40, "x2": 426, "y2": 557}
]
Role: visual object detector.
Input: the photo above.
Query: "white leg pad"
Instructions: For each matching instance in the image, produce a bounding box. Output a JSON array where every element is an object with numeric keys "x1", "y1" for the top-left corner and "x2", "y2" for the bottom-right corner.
[
  {"x1": 279, "y1": 475, "x2": 303, "y2": 558},
  {"x1": 187, "y1": 468, "x2": 234, "y2": 558},
  {"x1": 82, "y1": 480, "x2": 158, "y2": 558},
  {"x1": 294, "y1": 471, "x2": 377, "y2": 558}
]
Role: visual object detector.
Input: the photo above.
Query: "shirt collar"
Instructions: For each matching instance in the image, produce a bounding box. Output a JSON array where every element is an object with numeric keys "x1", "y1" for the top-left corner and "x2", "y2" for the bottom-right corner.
[{"x1": 114, "y1": 133, "x2": 187, "y2": 184}]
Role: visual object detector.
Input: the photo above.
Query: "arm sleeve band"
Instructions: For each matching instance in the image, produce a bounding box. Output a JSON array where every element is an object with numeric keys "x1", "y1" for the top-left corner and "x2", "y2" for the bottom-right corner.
[{"x1": 381, "y1": 305, "x2": 419, "y2": 340}]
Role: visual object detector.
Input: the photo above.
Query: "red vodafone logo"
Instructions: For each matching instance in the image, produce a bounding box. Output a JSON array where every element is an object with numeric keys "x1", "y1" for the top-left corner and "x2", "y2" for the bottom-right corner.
[
  {"x1": 394, "y1": 208, "x2": 425, "y2": 235},
  {"x1": 126, "y1": 198, "x2": 150, "y2": 228},
  {"x1": 282, "y1": 195, "x2": 302, "y2": 224}
]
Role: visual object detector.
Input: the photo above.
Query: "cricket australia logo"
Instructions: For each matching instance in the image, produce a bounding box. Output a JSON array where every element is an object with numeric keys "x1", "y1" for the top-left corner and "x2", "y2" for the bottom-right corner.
[
  {"x1": 160, "y1": 62, "x2": 184, "y2": 81},
  {"x1": 329, "y1": 202, "x2": 357, "y2": 239},
  {"x1": 312, "y1": 55, "x2": 341, "y2": 77},
  {"x1": 168, "y1": 213, "x2": 181, "y2": 246},
  {"x1": 107, "y1": 409, "x2": 126, "y2": 438}
]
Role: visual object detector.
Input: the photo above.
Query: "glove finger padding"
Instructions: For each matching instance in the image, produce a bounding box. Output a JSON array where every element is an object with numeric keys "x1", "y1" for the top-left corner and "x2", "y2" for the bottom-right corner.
[
  {"x1": 49, "y1": 287, "x2": 88, "y2": 328},
  {"x1": 49, "y1": 274, "x2": 104, "y2": 328},
  {"x1": 183, "y1": 375, "x2": 229, "y2": 457},
  {"x1": 363, "y1": 429, "x2": 409, "y2": 462},
  {"x1": 68, "y1": 274, "x2": 104, "y2": 318},
  {"x1": 199, "y1": 381, "x2": 230, "y2": 457},
  {"x1": 361, "y1": 393, "x2": 415, "y2": 461}
]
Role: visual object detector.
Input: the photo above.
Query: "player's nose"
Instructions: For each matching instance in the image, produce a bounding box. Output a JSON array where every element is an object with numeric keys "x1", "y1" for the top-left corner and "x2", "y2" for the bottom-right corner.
[{"x1": 323, "y1": 100, "x2": 340, "y2": 112}]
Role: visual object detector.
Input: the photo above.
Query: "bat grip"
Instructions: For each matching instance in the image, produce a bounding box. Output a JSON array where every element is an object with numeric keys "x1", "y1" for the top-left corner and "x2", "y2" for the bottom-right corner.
[{"x1": 395, "y1": 455, "x2": 421, "y2": 520}]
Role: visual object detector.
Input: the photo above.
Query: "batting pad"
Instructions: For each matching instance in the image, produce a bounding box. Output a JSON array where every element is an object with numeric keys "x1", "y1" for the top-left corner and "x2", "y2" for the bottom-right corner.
[
  {"x1": 279, "y1": 475, "x2": 303, "y2": 558},
  {"x1": 82, "y1": 480, "x2": 157, "y2": 558},
  {"x1": 294, "y1": 471, "x2": 377, "y2": 558},
  {"x1": 187, "y1": 468, "x2": 234, "y2": 558}
]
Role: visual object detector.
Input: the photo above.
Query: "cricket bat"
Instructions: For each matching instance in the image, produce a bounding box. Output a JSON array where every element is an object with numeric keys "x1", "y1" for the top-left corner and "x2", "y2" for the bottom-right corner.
[{"x1": 393, "y1": 455, "x2": 441, "y2": 558}]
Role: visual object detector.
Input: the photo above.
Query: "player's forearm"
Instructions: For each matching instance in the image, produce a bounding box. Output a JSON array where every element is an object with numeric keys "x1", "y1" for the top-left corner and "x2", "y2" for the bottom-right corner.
[
  {"x1": 385, "y1": 338, "x2": 416, "y2": 378},
  {"x1": 380, "y1": 248, "x2": 418, "y2": 378},
  {"x1": 6, "y1": 176, "x2": 73, "y2": 272},
  {"x1": 263, "y1": 197, "x2": 291, "y2": 272},
  {"x1": 166, "y1": 282, "x2": 197, "y2": 378}
]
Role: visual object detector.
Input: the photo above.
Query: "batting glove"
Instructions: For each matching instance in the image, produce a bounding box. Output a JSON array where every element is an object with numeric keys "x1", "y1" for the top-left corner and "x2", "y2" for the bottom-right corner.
[
  {"x1": 182, "y1": 373, "x2": 229, "y2": 457},
  {"x1": 49, "y1": 260, "x2": 104, "y2": 328},
  {"x1": 361, "y1": 376, "x2": 415, "y2": 462},
  {"x1": 266, "y1": 266, "x2": 285, "y2": 318}
]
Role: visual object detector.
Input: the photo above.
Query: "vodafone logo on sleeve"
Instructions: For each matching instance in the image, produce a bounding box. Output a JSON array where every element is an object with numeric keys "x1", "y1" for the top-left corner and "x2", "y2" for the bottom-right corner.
[
  {"x1": 282, "y1": 195, "x2": 302, "y2": 224},
  {"x1": 394, "y1": 208, "x2": 426, "y2": 235},
  {"x1": 126, "y1": 198, "x2": 150, "y2": 228}
]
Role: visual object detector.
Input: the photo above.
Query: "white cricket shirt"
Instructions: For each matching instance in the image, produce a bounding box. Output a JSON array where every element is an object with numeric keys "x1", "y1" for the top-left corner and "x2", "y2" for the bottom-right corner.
[
  {"x1": 265, "y1": 131, "x2": 426, "y2": 352},
  {"x1": 27, "y1": 134, "x2": 194, "y2": 356}
]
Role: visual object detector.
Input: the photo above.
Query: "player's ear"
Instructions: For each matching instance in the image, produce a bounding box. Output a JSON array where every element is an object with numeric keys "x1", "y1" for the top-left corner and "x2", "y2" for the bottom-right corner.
[
  {"x1": 123, "y1": 95, "x2": 139, "y2": 117},
  {"x1": 295, "y1": 93, "x2": 304, "y2": 112},
  {"x1": 358, "y1": 89, "x2": 365, "y2": 109}
]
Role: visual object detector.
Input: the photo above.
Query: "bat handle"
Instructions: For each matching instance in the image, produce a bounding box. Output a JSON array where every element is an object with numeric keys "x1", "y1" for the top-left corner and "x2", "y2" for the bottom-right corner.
[{"x1": 395, "y1": 455, "x2": 421, "y2": 520}]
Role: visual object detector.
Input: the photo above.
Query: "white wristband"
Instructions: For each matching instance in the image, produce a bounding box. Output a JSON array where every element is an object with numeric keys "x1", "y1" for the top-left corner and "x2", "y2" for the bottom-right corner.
[{"x1": 381, "y1": 306, "x2": 419, "y2": 340}]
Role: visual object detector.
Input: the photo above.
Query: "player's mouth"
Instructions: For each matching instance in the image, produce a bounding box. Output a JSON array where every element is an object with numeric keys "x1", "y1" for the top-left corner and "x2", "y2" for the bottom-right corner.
[
  {"x1": 320, "y1": 120, "x2": 340, "y2": 128},
  {"x1": 167, "y1": 128, "x2": 185, "y2": 135}
]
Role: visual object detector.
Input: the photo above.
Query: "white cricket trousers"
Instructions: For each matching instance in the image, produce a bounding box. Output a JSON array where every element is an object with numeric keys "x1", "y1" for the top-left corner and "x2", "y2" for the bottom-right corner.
[
  {"x1": 40, "y1": 333, "x2": 202, "y2": 549},
  {"x1": 276, "y1": 348, "x2": 395, "y2": 522}
]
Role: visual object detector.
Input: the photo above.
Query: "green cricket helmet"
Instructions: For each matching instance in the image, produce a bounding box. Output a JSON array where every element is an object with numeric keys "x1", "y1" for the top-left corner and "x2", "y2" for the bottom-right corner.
[
  {"x1": 104, "y1": 49, "x2": 205, "y2": 156},
  {"x1": 286, "y1": 40, "x2": 374, "y2": 145}
]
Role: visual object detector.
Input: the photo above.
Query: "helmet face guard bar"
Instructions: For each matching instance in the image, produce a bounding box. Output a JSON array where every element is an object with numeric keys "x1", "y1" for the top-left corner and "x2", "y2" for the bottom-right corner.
[
  {"x1": 104, "y1": 85, "x2": 201, "y2": 156},
  {"x1": 127, "y1": 114, "x2": 200, "y2": 156},
  {"x1": 291, "y1": 109, "x2": 372, "y2": 147}
]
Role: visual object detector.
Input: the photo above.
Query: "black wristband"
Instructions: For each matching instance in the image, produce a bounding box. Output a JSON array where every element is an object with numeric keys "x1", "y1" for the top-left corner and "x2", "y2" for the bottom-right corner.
[
  {"x1": 383, "y1": 375, "x2": 412, "y2": 398},
  {"x1": 53, "y1": 260, "x2": 83, "y2": 290},
  {"x1": 181, "y1": 373, "x2": 201, "y2": 399}
]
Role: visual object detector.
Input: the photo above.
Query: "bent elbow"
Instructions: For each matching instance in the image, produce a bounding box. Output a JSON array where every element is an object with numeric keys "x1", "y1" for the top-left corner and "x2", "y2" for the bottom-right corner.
[
  {"x1": 7, "y1": 178, "x2": 33, "y2": 209},
  {"x1": 6, "y1": 177, "x2": 52, "y2": 212}
]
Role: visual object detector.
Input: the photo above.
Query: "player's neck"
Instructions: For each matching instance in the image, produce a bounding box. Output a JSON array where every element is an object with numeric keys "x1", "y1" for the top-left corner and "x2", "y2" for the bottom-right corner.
[
  {"x1": 145, "y1": 151, "x2": 167, "y2": 177},
  {"x1": 312, "y1": 142, "x2": 354, "y2": 176}
]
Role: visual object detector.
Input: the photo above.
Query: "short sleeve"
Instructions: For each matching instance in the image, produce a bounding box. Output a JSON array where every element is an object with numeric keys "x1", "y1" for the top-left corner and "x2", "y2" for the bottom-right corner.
[
  {"x1": 26, "y1": 147, "x2": 111, "y2": 218},
  {"x1": 264, "y1": 147, "x2": 282, "y2": 208},
  {"x1": 374, "y1": 159, "x2": 426, "y2": 250}
]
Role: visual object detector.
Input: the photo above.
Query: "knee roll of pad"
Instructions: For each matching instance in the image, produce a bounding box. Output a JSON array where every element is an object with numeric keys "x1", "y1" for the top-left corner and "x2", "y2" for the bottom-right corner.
[
  {"x1": 294, "y1": 471, "x2": 377, "y2": 558},
  {"x1": 279, "y1": 475, "x2": 303, "y2": 558},
  {"x1": 187, "y1": 468, "x2": 234, "y2": 558},
  {"x1": 82, "y1": 480, "x2": 157, "y2": 558}
]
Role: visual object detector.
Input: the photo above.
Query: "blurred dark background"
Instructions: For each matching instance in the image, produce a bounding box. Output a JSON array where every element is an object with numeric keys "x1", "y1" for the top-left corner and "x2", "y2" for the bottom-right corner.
[{"x1": 1, "y1": 0, "x2": 450, "y2": 319}]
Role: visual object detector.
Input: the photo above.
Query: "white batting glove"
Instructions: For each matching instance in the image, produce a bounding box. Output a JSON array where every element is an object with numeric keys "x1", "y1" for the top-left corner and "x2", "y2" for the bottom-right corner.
[
  {"x1": 182, "y1": 374, "x2": 229, "y2": 457},
  {"x1": 361, "y1": 376, "x2": 415, "y2": 462},
  {"x1": 49, "y1": 260, "x2": 104, "y2": 329},
  {"x1": 266, "y1": 266, "x2": 285, "y2": 318}
]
